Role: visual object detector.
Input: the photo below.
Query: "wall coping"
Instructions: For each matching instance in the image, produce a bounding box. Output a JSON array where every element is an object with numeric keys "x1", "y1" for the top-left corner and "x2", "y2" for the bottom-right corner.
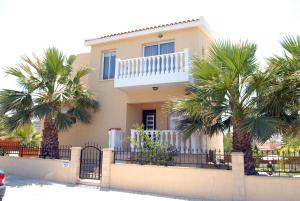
[
  {"x1": 231, "y1": 152, "x2": 244, "y2": 156},
  {"x1": 112, "y1": 163, "x2": 232, "y2": 173},
  {"x1": 0, "y1": 156, "x2": 70, "y2": 162}
]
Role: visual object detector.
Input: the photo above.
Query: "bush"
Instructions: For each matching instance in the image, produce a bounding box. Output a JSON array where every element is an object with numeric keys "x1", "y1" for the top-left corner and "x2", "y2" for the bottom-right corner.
[{"x1": 131, "y1": 126, "x2": 177, "y2": 166}]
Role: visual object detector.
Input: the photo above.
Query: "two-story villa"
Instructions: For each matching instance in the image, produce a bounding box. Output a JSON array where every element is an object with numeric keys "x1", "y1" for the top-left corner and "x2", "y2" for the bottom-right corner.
[{"x1": 59, "y1": 17, "x2": 223, "y2": 151}]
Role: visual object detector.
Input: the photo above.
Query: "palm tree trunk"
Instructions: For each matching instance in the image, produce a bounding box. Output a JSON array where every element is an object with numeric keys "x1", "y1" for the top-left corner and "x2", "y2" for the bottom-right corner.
[
  {"x1": 232, "y1": 128, "x2": 257, "y2": 175},
  {"x1": 40, "y1": 120, "x2": 59, "y2": 159}
]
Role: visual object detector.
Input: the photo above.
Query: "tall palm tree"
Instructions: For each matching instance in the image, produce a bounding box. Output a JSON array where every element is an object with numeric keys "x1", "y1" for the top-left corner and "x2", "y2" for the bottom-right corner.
[
  {"x1": 169, "y1": 40, "x2": 299, "y2": 175},
  {"x1": 265, "y1": 36, "x2": 300, "y2": 137},
  {"x1": 0, "y1": 47, "x2": 99, "y2": 157}
]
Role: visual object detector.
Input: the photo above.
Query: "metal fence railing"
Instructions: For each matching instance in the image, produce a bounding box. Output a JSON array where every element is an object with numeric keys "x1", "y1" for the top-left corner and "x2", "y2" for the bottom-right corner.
[
  {"x1": 0, "y1": 144, "x2": 72, "y2": 160},
  {"x1": 113, "y1": 147, "x2": 231, "y2": 170},
  {"x1": 253, "y1": 150, "x2": 300, "y2": 177}
]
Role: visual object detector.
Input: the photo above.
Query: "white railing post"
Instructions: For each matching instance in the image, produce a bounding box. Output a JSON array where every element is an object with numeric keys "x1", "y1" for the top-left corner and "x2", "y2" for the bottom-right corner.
[
  {"x1": 124, "y1": 60, "x2": 128, "y2": 78},
  {"x1": 160, "y1": 130, "x2": 164, "y2": 144},
  {"x1": 175, "y1": 131, "x2": 179, "y2": 149},
  {"x1": 131, "y1": 129, "x2": 135, "y2": 151},
  {"x1": 184, "y1": 48, "x2": 189, "y2": 72},
  {"x1": 170, "y1": 131, "x2": 174, "y2": 145},
  {"x1": 115, "y1": 58, "x2": 120, "y2": 79},
  {"x1": 191, "y1": 133, "x2": 197, "y2": 153}
]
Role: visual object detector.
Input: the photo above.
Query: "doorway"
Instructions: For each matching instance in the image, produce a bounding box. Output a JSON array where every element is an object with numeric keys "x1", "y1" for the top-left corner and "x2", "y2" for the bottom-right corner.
[{"x1": 142, "y1": 110, "x2": 156, "y2": 130}]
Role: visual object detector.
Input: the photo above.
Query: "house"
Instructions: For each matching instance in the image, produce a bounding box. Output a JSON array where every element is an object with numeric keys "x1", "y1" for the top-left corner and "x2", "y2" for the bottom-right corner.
[{"x1": 59, "y1": 17, "x2": 223, "y2": 151}]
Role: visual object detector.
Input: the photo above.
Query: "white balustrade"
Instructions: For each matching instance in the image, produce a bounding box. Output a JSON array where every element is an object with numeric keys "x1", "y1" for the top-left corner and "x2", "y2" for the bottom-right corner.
[
  {"x1": 130, "y1": 129, "x2": 203, "y2": 152},
  {"x1": 109, "y1": 129, "x2": 125, "y2": 149},
  {"x1": 114, "y1": 49, "x2": 190, "y2": 88}
]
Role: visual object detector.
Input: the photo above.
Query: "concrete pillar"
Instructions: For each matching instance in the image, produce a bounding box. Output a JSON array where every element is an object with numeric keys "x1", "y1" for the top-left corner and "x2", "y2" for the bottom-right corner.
[
  {"x1": 101, "y1": 148, "x2": 114, "y2": 188},
  {"x1": 69, "y1": 147, "x2": 81, "y2": 184},
  {"x1": 232, "y1": 152, "x2": 246, "y2": 201}
]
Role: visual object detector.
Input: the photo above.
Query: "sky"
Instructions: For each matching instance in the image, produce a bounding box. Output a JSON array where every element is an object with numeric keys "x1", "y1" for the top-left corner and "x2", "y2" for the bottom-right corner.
[{"x1": 0, "y1": 0, "x2": 299, "y2": 89}]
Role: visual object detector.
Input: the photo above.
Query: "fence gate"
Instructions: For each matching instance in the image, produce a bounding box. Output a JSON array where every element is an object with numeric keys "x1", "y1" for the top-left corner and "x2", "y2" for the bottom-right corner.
[{"x1": 79, "y1": 142, "x2": 102, "y2": 180}]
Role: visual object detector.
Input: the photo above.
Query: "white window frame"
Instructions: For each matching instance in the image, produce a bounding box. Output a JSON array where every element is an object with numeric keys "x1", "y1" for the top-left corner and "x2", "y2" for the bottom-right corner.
[
  {"x1": 101, "y1": 51, "x2": 116, "y2": 80},
  {"x1": 143, "y1": 41, "x2": 175, "y2": 57}
]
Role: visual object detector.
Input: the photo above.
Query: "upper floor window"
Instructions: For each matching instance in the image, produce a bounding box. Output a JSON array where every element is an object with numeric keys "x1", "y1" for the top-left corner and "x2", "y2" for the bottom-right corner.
[
  {"x1": 102, "y1": 51, "x2": 116, "y2": 80},
  {"x1": 144, "y1": 41, "x2": 175, "y2": 57}
]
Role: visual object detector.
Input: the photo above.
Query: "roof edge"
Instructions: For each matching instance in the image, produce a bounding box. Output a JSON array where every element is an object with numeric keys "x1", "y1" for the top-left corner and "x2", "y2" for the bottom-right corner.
[{"x1": 85, "y1": 17, "x2": 214, "y2": 46}]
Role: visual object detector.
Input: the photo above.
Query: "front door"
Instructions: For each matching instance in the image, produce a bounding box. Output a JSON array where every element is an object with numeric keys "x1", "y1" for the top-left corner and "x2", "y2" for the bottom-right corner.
[{"x1": 142, "y1": 110, "x2": 156, "y2": 130}]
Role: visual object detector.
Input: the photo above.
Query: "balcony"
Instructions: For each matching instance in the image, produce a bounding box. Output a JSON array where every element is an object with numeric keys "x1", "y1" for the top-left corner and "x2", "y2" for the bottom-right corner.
[{"x1": 114, "y1": 48, "x2": 191, "y2": 89}]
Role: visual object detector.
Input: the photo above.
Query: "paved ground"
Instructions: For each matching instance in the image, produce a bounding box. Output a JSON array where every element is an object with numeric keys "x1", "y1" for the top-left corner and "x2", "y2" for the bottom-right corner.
[{"x1": 4, "y1": 175, "x2": 205, "y2": 201}]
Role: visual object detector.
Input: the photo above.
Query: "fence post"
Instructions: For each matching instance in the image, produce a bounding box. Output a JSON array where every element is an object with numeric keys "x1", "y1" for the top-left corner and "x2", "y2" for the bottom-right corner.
[
  {"x1": 69, "y1": 147, "x2": 81, "y2": 184},
  {"x1": 101, "y1": 148, "x2": 114, "y2": 188},
  {"x1": 231, "y1": 152, "x2": 246, "y2": 201}
]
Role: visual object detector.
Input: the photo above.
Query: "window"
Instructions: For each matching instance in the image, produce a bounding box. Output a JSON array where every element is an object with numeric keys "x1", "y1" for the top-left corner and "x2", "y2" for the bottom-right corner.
[
  {"x1": 144, "y1": 42, "x2": 175, "y2": 73},
  {"x1": 168, "y1": 112, "x2": 182, "y2": 130},
  {"x1": 102, "y1": 51, "x2": 116, "y2": 80},
  {"x1": 144, "y1": 41, "x2": 175, "y2": 57}
]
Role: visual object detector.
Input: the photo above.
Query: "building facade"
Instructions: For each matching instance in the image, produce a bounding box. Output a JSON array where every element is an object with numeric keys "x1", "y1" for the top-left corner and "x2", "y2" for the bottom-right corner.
[{"x1": 59, "y1": 18, "x2": 223, "y2": 151}]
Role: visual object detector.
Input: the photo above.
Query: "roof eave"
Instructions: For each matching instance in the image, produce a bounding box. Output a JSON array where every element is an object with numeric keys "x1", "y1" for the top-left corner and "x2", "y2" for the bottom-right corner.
[{"x1": 84, "y1": 18, "x2": 214, "y2": 46}]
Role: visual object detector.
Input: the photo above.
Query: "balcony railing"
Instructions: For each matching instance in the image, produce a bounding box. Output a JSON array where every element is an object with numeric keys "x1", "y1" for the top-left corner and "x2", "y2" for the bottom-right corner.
[{"x1": 114, "y1": 48, "x2": 190, "y2": 88}]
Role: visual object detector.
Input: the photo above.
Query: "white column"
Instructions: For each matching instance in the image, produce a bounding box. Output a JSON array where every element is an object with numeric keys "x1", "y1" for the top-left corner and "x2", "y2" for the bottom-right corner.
[{"x1": 183, "y1": 48, "x2": 189, "y2": 72}]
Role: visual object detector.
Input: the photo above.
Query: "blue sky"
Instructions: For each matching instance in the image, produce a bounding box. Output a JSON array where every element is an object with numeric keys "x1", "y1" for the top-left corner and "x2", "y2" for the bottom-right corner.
[{"x1": 0, "y1": 0, "x2": 299, "y2": 89}]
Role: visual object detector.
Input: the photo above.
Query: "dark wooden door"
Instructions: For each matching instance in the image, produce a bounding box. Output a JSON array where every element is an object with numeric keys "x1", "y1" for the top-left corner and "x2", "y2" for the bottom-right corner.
[{"x1": 142, "y1": 110, "x2": 156, "y2": 130}]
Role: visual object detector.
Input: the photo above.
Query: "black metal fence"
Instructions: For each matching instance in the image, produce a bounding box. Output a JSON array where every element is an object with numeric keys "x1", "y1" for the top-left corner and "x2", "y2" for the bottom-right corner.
[
  {"x1": 0, "y1": 144, "x2": 72, "y2": 160},
  {"x1": 114, "y1": 147, "x2": 231, "y2": 170},
  {"x1": 253, "y1": 150, "x2": 300, "y2": 177}
]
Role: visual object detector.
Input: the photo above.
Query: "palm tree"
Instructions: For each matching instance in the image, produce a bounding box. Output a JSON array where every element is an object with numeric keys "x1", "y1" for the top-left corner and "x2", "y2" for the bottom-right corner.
[
  {"x1": 0, "y1": 47, "x2": 99, "y2": 157},
  {"x1": 0, "y1": 123, "x2": 41, "y2": 146},
  {"x1": 265, "y1": 36, "x2": 300, "y2": 137},
  {"x1": 169, "y1": 40, "x2": 299, "y2": 175}
]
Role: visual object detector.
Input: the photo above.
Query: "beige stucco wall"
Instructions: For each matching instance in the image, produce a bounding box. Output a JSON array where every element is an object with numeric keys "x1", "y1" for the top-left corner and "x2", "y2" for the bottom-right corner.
[
  {"x1": 245, "y1": 176, "x2": 300, "y2": 201},
  {"x1": 0, "y1": 157, "x2": 75, "y2": 183},
  {"x1": 126, "y1": 102, "x2": 168, "y2": 133},
  {"x1": 90, "y1": 27, "x2": 211, "y2": 82},
  {"x1": 207, "y1": 132, "x2": 224, "y2": 151},
  {"x1": 0, "y1": 147, "x2": 81, "y2": 184},
  {"x1": 110, "y1": 163, "x2": 233, "y2": 201},
  {"x1": 59, "y1": 26, "x2": 216, "y2": 148},
  {"x1": 71, "y1": 52, "x2": 91, "y2": 85}
]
